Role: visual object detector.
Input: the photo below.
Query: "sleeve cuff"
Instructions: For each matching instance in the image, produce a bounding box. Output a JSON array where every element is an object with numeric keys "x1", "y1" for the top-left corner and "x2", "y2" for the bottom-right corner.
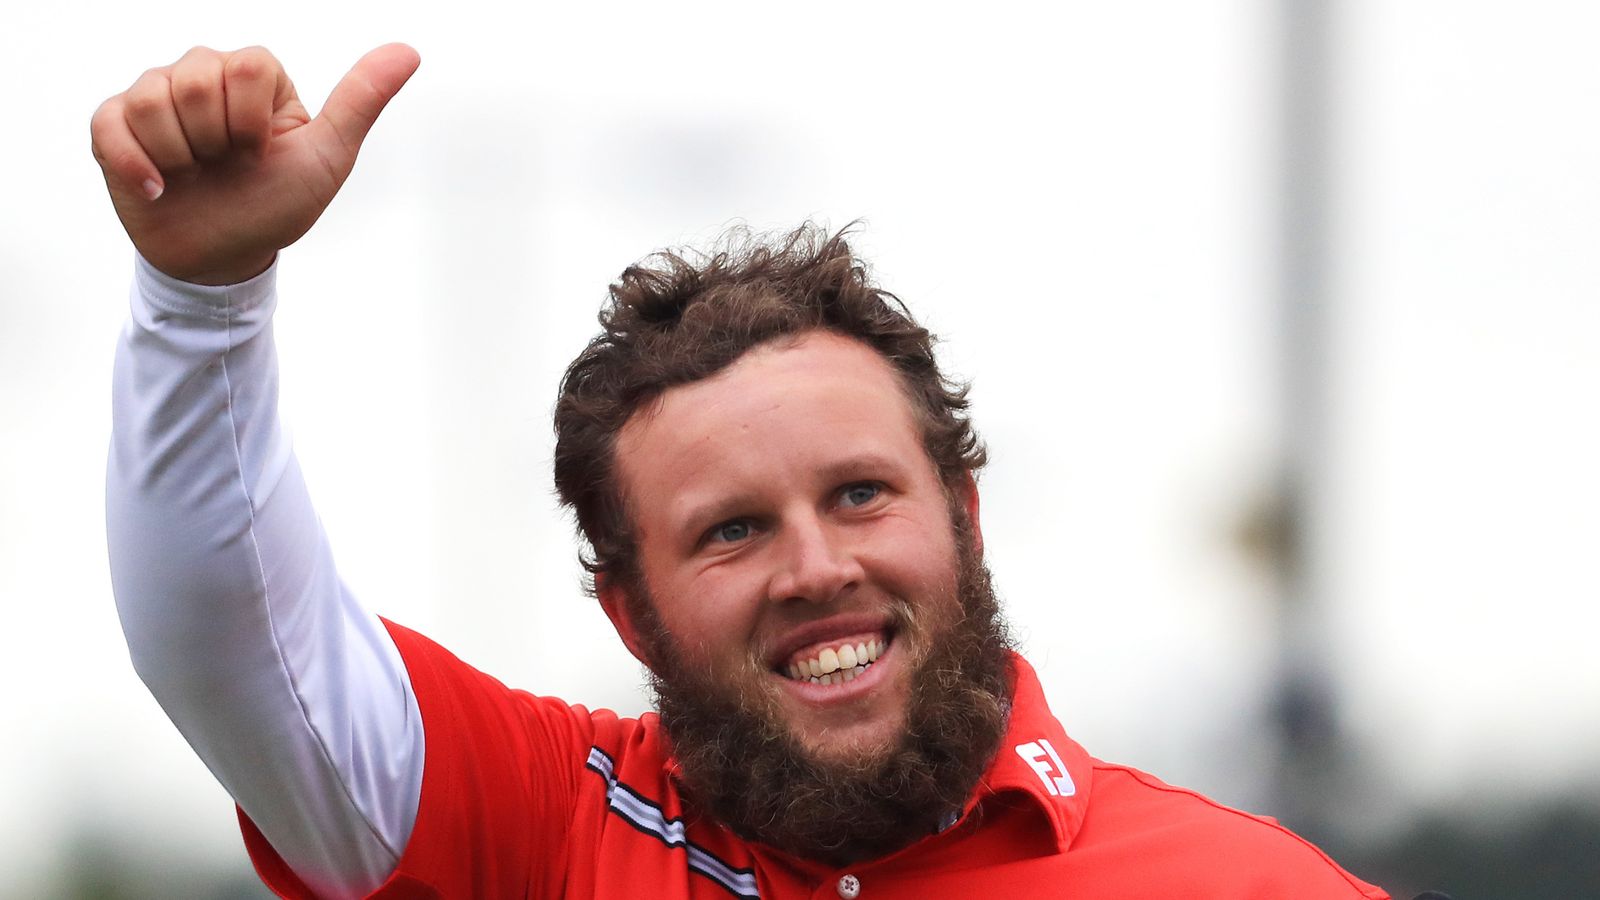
[{"x1": 134, "y1": 253, "x2": 279, "y2": 321}]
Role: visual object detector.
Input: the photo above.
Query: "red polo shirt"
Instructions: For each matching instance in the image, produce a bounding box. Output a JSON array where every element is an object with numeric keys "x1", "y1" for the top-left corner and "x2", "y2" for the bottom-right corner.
[{"x1": 241, "y1": 621, "x2": 1390, "y2": 899}]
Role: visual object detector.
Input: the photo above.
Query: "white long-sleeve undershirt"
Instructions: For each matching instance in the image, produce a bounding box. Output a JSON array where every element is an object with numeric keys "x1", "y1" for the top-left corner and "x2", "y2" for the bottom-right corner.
[{"x1": 106, "y1": 256, "x2": 424, "y2": 899}]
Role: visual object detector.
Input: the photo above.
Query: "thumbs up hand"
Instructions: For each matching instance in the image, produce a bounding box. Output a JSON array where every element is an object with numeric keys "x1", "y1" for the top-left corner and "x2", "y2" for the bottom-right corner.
[{"x1": 91, "y1": 44, "x2": 421, "y2": 285}]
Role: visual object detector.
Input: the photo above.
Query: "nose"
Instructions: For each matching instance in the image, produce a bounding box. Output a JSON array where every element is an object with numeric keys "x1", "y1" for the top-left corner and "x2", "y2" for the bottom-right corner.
[{"x1": 765, "y1": 512, "x2": 865, "y2": 605}]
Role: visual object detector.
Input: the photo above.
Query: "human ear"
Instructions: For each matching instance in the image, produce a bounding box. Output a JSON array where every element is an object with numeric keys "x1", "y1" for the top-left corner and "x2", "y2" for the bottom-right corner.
[
  {"x1": 957, "y1": 471, "x2": 984, "y2": 555},
  {"x1": 597, "y1": 573, "x2": 655, "y2": 670}
]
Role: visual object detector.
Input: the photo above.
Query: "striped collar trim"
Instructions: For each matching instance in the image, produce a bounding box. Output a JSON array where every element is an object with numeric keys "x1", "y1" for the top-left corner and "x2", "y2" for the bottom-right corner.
[{"x1": 586, "y1": 746, "x2": 760, "y2": 899}]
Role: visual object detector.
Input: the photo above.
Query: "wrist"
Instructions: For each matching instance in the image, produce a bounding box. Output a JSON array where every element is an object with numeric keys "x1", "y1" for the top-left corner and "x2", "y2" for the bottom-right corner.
[
  {"x1": 137, "y1": 243, "x2": 279, "y2": 287},
  {"x1": 167, "y1": 252, "x2": 279, "y2": 287}
]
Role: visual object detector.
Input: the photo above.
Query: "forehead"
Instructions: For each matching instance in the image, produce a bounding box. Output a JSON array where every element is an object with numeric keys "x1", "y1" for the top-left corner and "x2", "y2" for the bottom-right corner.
[{"x1": 614, "y1": 331, "x2": 927, "y2": 515}]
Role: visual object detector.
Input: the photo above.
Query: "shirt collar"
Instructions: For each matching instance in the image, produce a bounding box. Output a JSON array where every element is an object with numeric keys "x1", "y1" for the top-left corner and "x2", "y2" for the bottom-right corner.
[{"x1": 969, "y1": 652, "x2": 1092, "y2": 853}]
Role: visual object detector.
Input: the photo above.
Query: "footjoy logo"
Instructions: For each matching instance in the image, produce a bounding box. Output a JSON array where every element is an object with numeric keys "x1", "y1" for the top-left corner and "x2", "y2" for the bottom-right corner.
[{"x1": 1015, "y1": 739, "x2": 1075, "y2": 797}]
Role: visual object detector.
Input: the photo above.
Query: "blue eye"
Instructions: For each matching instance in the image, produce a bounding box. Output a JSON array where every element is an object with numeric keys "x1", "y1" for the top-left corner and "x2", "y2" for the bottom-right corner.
[
  {"x1": 710, "y1": 520, "x2": 753, "y2": 543},
  {"x1": 840, "y1": 483, "x2": 881, "y2": 508}
]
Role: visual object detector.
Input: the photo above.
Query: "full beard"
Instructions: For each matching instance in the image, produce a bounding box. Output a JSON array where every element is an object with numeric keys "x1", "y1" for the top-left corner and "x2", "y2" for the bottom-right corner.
[{"x1": 638, "y1": 521, "x2": 1014, "y2": 866}]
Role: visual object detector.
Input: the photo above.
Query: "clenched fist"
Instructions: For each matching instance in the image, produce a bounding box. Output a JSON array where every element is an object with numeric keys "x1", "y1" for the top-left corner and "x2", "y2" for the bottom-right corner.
[{"x1": 91, "y1": 44, "x2": 420, "y2": 285}]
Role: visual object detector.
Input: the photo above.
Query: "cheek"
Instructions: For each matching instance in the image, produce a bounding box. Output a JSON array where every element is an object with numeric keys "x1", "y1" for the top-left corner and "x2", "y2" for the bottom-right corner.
[
  {"x1": 654, "y1": 568, "x2": 767, "y2": 665},
  {"x1": 871, "y1": 516, "x2": 961, "y2": 592}
]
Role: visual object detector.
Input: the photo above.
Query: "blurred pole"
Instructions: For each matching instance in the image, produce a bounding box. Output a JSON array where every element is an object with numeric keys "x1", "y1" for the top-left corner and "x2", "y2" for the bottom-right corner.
[{"x1": 1270, "y1": 0, "x2": 1346, "y2": 839}]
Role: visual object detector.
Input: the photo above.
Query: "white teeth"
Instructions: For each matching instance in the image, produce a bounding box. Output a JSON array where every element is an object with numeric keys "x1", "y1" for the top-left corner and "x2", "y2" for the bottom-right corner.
[
  {"x1": 785, "y1": 636, "x2": 890, "y2": 683},
  {"x1": 818, "y1": 647, "x2": 840, "y2": 675},
  {"x1": 800, "y1": 662, "x2": 870, "y2": 687}
]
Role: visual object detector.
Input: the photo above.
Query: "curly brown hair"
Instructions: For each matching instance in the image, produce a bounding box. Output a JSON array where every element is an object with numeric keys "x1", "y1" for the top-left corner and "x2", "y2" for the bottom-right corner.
[{"x1": 553, "y1": 223, "x2": 986, "y2": 593}]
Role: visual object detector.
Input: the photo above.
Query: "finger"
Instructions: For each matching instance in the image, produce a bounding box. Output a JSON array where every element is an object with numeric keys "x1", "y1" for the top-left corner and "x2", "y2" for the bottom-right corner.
[
  {"x1": 314, "y1": 43, "x2": 421, "y2": 158},
  {"x1": 91, "y1": 96, "x2": 164, "y2": 200},
  {"x1": 169, "y1": 47, "x2": 229, "y2": 162},
  {"x1": 124, "y1": 68, "x2": 197, "y2": 174},
  {"x1": 222, "y1": 46, "x2": 289, "y2": 154}
]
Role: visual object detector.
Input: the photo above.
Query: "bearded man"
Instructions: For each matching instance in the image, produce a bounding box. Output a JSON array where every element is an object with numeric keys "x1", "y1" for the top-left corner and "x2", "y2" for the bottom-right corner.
[{"x1": 98, "y1": 44, "x2": 1393, "y2": 899}]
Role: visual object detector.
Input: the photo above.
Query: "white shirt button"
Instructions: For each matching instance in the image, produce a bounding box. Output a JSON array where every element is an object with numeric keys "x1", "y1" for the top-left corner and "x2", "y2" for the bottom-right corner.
[{"x1": 836, "y1": 874, "x2": 861, "y2": 899}]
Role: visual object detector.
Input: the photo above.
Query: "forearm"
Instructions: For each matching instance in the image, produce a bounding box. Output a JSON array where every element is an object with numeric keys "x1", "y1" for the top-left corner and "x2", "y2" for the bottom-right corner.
[{"x1": 107, "y1": 256, "x2": 422, "y2": 898}]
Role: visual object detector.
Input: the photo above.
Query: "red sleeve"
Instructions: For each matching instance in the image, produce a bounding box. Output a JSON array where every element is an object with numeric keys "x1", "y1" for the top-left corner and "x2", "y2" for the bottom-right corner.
[
  {"x1": 240, "y1": 619, "x2": 628, "y2": 899},
  {"x1": 1080, "y1": 763, "x2": 1391, "y2": 899}
]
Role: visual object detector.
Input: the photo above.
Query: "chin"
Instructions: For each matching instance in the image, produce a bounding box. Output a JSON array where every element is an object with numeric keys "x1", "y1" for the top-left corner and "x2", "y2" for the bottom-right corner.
[{"x1": 786, "y1": 713, "x2": 903, "y2": 770}]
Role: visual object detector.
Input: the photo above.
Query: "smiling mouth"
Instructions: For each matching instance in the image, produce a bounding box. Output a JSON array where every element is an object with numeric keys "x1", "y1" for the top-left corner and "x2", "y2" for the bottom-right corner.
[{"x1": 780, "y1": 635, "x2": 890, "y2": 687}]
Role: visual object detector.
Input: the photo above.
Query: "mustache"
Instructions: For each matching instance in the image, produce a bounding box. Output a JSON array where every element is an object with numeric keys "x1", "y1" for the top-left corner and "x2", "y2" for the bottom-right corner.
[{"x1": 740, "y1": 596, "x2": 923, "y2": 681}]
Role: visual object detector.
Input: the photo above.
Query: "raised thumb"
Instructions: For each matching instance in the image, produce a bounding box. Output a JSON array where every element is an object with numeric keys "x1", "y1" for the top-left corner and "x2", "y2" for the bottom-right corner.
[{"x1": 315, "y1": 43, "x2": 421, "y2": 158}]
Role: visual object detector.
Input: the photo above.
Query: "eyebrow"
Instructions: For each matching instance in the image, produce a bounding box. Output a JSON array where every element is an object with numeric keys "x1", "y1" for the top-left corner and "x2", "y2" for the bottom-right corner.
[
  {"x1": 668, "y1": 450, "x2": 912, "y2": 538},
  {"x1": 815, "y1": 451, "x2": 910, "y2": 485},
  {"x1": 671, "y1": 491, "x2": 767, "y2": 543}
]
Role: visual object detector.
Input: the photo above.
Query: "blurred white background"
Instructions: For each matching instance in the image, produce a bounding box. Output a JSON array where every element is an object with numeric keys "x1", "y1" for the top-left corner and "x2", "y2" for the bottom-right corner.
[{"x1": 3, "y1": 1, "x2": 1597, "y2": 895}]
